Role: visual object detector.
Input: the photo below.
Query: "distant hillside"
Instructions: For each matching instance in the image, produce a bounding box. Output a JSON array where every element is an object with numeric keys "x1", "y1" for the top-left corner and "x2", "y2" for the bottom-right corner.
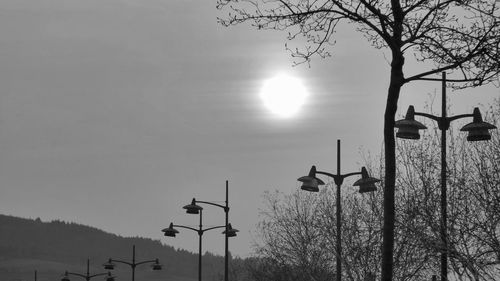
[{"x1": 0, "y1": 214, "x2": 228, "y2": 281}]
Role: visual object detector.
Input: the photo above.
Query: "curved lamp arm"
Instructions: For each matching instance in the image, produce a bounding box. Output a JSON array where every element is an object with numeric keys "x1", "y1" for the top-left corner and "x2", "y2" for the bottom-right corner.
[
  {"x1": 134, "y1": 259, "x2": 160, "y2": 267},
  {"x1": 195, "y1": 200, "x2": 229, "y2": 212},
  {"x1": 108, "y1": 259, "x2": 133, "y2": 267},
  {"x1": 414, "y1": 111, "x2": 474, "y2": 130},
  {"x1": 65, "y1": 271, "x2": 109, "y2": 280},
  {"x1": 316, "y1": 170, "x2": 362, "y2": 186},
  {"x1": 108, "y1": 258, "x2": 158, "y2": 267},
  {"x1": 171, "y1": 224, "x2": 227, "y2": 236},
  {"x1": 172, "y1": 224, "x2": 199, "y2": 233},
  {"x1": 202, "y1": 225, "x2": 226, "y2": 233}
]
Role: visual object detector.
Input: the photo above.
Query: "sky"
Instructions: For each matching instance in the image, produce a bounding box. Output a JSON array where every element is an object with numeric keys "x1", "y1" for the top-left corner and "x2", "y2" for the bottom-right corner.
[{"x1": 0, "y1": 0, "x2": 498, "y2": 258}]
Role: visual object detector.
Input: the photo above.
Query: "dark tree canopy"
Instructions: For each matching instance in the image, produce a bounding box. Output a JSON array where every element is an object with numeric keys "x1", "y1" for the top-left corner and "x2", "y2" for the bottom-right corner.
[{"x1": 218, "y1": 0, "x2": 499, "y2": 86}]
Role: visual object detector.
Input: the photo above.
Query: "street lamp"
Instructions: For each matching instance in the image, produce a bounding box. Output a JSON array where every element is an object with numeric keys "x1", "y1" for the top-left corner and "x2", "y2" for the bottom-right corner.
[
  {"x1": 162, "y1": 209, "x2": 238, "y2": 281},
  {"x1": 297, "y1": 139, "x2": 380, "y2": 281},
  {"x1": 61, "y1": 259, "x2": 115, "y2": 281},
  {"x1": 394, "y1": 72, "x2": 497, "y2": 281},
  {"x1": 103, "y1": 245, "x2": 161, "y2": 281},
  {"x1": 182, "y1": 180, "x2": 233, "y2": 281}
]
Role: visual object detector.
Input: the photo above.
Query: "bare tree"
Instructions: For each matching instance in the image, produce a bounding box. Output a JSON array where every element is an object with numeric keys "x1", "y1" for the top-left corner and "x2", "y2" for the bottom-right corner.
[
  {"x1": 251, "y1": 186, "x2": 432, "y2": 281},
  {"x1": 216, "y1": 1, "x2": 500, "y2": 280},
  {"x1": 249, "y1": 99, "x2": 500, "y2": 281},
  {"x1": 393, "y1": 99, "x2": 500, "y2": 280},
  {"x1": 251, "y1": 190, "x2": 335, "y2": 281}
]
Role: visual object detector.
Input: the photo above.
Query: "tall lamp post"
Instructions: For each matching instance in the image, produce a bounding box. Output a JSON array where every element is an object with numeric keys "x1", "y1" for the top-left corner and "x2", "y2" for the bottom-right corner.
[
  {"x1": 297, "y1": 139, "x2": 380, "y2": 281},
  {"x1": 61, "y1": 259, "x2": 115, "y2": 281},
  {"x1": 103, "y1": 245, "x2": 162, "y2": 281},
  {"x1": 182, "y1": 180, "x2": 232, "y2": 281},
  {"x1": 394, "y1": 72, "x2": 497, "y2": 281},
  {"x1": 162, "y1": 209, "x2": 238, "y2": 281}
]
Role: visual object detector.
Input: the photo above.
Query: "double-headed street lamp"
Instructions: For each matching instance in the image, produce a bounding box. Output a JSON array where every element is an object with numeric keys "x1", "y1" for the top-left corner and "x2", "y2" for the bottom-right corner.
[
  {"x1": 162, "y1": 210, "x2": 238, "y2": 281},
  {"x1": 103, "y1": 245, "x2": 161, "y2": 281},
  {"x1": 61, "y1": 259, "x2": 114, "y2": 281},
  {"x1": 297, "y1": 139, "x2": 380, "y2": 281},
  {"x1": 394, "y1": 72, "x2": 497, "y2": 281}
]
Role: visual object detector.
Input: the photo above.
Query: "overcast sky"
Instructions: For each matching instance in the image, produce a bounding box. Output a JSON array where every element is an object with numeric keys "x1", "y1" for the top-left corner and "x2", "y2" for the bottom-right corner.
[{"x1": 0, "y1": 0, "x2": 498, "y2": 258}]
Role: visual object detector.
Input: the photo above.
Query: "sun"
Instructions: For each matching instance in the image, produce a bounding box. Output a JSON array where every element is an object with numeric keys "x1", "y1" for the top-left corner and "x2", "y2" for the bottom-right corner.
[{"x1": 260, "y1": 73, "x2": 309, "y2": 118}]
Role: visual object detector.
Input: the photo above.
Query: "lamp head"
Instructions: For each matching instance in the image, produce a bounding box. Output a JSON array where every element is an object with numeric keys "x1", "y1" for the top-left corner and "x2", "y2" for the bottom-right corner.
[
  {"x1": 151, "y1": 259, "x2": 162, "y2": 270},
  {"x1": 161, "y1": 222, "x2": 179, "y2": 237},
  {"x1": 297, "y1": 165, "x2": 325, "y2": 192},
  {"x1": 223, "y1": 223, "x2": 239, "y2": 237},
  {"x1": 353, "y1": 167, "x2": 380, "y2": 193},
  {"x1": 460, "y1": 108, "x2": 496, "y2": 141},
  {"x1": 183, "y1": 198, "x2": 203, "y2": 214},
  {"x1": 102, "y1": 260, "x2": 115, "y2": 270},
  {"x1": 395, "y1": 106, "x2": 427, "y2": 139}
]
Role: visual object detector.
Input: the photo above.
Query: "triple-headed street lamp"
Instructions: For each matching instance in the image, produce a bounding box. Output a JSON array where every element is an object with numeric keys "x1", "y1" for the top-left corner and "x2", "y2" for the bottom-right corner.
[
  {"x1": 297, "y1": 139, "x2": 380, "y2": 281},
  {"x1": 182, "y1": 180, "x2": 234, "y2": 281},
  {"x1": 61, "y1": 259, "x2": 114, "y2": 281},
  {"x1": 394, "y1": 72, "x2": 497, "y2": 281},
  {"x1": 103, "y1": 245, "x2": 161, "y2": 281},
  {"x1": 162, "y1": 210, "x2": 238, "y2": 281},
  {"x1": 162, "y1": 181, "x2": 238, "y2": 281}
]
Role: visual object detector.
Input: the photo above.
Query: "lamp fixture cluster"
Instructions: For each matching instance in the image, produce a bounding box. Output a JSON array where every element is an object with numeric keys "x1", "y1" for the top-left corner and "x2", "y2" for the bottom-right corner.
[
  {"x1": 61, "y1": 272, "x2": 115, "y2": 281},
  {"x1": 59, "y1": 248, "x2": 161, "y2": 281},
  {"x1": 395, "y1": 105, "x2": 496, "y2": 141},
  {"x1": 102, "y1": 258, "x2": 162, "y2": 271},
  {"x1": 393, "y1": 71, "x2": 497, "y2": 281},
  {"x1": 296, "y1": 139, "x2": 380, "y2": 281},
  {"x1": 162, "y1": 198, "x2": 239, "y2": 237},
  {"x1": 161, "y1": 181, "x2": 237, "y2": 281},
  {"x1": 298, "y1": 165, "x2": 380, "y2": 193}
]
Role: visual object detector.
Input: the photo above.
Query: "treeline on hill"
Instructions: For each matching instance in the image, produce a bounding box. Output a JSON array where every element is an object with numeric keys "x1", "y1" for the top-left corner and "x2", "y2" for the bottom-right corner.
[{"x1": 0, "y1": 214, "x2": 247, "y2": 281}]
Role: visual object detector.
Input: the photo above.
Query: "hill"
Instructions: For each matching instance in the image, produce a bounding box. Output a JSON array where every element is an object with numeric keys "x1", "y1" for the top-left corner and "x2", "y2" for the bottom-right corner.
[{"x1": 0, "y1": 214, "x2": 227, "y2": 281}]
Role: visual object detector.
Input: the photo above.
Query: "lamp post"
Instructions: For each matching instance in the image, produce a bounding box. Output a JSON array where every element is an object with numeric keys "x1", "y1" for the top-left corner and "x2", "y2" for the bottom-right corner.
[
  {"x1": 103, "y1": 245, "x2": 161, "y2": 281},
  {"x1": 394, "y1": 72, "x2": 497, "y2": 281},
  {"x1": 61, "y1": 259, "x2": 115, "y2": 281},
  {"x1": 297, "y1": 139, "x2": 380, "y2": 281},
  {"x1": 182, "y1": 180, "x2": 233, "y2": 281},
  {"x1": 162, "y1": 209, "x2": 238, "y2": 281}
]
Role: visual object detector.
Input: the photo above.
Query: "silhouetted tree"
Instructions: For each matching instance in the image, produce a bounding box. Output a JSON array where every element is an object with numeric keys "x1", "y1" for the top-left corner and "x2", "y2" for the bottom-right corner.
[
  {"x1": 216, "y1": 2, "x2": 500, "y2": 280},
  {"x1": 250, "y1": 187, "x2": 431, "y2": 281},
  {"x1": 252, "y1": 191, "x2": 335, "y2": 281},
  {"x1": 393, "y1": 98, "x2": 500, "y2": 280}
]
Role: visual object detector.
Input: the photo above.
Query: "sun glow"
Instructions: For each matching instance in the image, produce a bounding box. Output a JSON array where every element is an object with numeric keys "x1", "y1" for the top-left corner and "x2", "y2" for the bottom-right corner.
[{"x1": 260, "y1": 73, "x2": 309, "y2": 118}]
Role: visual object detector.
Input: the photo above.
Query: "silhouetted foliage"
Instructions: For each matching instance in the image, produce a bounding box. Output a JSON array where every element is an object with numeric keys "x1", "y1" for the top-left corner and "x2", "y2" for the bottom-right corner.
[{"x1": 249, "y1": 189, "x2": 384, "y2": 281}]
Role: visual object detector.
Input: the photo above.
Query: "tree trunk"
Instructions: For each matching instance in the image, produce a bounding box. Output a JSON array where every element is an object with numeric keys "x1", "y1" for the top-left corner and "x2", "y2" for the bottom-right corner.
[
  {"x1": 382, "y1": 0, "x2": 405, "y2": 279},
  {"x1": 381, "y1": 50, "x2": 404, "y2": 281}
]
